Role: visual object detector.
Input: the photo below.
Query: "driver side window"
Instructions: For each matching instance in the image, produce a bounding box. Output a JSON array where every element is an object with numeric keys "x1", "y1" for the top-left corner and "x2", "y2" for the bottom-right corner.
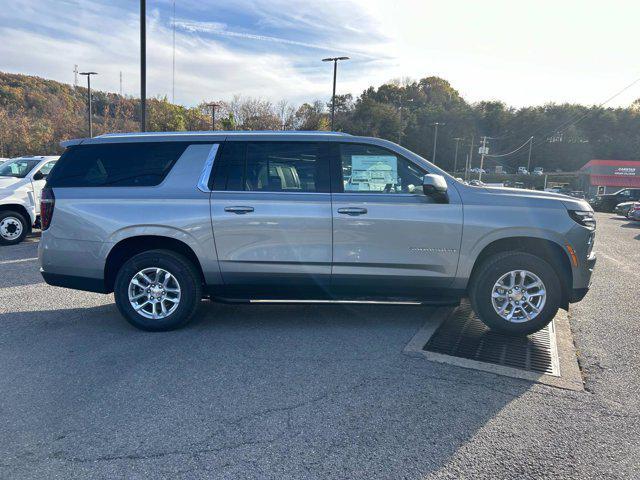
[
  {"x1": 39, "y1": 161, "x2": 56, "y2": 176},
  {"x1": 338, "y1": 143, "x2": 425, "y2": 194}
]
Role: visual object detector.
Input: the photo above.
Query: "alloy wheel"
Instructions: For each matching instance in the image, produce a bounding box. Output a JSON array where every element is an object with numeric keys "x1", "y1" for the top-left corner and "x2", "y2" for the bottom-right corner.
[
  {"x1": 491, "y1": 270, "x2": 546, "y2": 323},
  {"x1": 128, "y1": 267, "x2": 181, "y2": 320}
]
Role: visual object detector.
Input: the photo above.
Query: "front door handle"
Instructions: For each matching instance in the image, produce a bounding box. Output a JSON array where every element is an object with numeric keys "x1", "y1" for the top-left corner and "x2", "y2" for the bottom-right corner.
[
  {"x1": 337, "y1": 207, "x2": 368, "y2": 216},
  {"x1": 224, "y1": 206, "x2": 254, "y2": 214}
]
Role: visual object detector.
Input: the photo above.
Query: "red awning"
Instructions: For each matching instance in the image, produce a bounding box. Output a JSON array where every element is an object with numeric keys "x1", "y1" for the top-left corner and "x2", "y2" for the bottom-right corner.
[{"x1": 589, "y1": 174, "x2": 640, "y2": 187}]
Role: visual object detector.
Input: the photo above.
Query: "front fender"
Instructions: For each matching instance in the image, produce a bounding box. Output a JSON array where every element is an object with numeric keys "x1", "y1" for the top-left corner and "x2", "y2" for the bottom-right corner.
[{"x1": 0, "y1": 190, "x2": 36, "y2": 224}]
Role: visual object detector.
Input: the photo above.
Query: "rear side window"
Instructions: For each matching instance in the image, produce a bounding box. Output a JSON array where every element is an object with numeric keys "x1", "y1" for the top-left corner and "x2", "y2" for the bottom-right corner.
[
  {"x1": 47, "y1": 142, "x2": 188, "y2": 187},
  {"x1": 211, "y1": 141, "x2": 330, "y2": 193}
]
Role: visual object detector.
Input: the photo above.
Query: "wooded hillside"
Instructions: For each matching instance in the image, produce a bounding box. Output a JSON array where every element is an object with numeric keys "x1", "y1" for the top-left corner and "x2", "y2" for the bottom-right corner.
[{"x1": 2, "y1": 71, "x2": 639, "y2": 172}]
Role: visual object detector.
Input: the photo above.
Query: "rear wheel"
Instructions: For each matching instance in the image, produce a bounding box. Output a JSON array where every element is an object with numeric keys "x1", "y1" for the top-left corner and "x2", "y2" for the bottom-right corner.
[
  {"x1": 469, "y1": 252, "x2": 562, "y2": 336},
  {"x1": 0, "y1": 211, "x2": 29, "y2": 246},
  {"x1": 114, "y1": 249, "x2": 202, "y2": 331}
]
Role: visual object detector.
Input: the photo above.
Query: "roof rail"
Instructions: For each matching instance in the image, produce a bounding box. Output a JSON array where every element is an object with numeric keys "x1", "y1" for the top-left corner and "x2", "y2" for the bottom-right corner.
[{"x1": 94, "y1": 130, "x2": 352, "y2": 138}]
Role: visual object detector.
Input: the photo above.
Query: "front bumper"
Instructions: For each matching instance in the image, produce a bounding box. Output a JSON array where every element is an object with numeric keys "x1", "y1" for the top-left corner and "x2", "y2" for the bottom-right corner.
[{"x1": 569, "y1": 251, "x2": 596, "y2": 303}]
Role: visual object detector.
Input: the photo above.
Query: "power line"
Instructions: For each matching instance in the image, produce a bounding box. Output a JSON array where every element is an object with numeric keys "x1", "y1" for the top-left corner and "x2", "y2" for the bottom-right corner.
[
  {"x1": 524, "y1": 73, "x2": 640, "y2": 153},
  {"x1": 485, "y1": 136, "x2": 532, "y2": 158}
]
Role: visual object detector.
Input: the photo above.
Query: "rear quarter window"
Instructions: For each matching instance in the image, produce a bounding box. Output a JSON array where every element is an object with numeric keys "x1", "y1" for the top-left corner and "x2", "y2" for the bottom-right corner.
[{"x1": 47, "y1": 142, "x2": 188, "y2": 187}]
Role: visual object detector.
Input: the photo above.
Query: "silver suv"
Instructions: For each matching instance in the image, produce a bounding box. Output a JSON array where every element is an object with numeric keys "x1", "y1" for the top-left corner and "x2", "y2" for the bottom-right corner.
[{"x1": 39, "y1": 132, "x2": 596, "y2": 334}]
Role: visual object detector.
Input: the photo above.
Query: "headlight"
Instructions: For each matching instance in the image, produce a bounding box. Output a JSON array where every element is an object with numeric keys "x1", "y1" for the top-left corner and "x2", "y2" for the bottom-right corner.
[{"x1": 569, "y1": 210, "x2": 596, "y2": 230}]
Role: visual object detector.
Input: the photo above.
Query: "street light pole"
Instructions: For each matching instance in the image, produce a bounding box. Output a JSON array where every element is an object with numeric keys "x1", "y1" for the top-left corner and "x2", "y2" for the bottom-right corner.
[
  {"x1": 207, "y1": 103, "x2": 220, "y2": 130},
  {"x1": 452, "y1": 137, "x2": 463, "y2": 174},
  {"x1": 79, "y1": 72, "x2": 98, "y2": 137},
  {"x1": 526, "y1": 136, "x2": 533, "y2": 172},
  {"x1": 322, "y1": 56, "x2": 349, "y2": 131},
  {"x1": 140, "y1": 0, "x2": 146, "y2": 132},
  {"x1": 431, "y1": 122, "x2": 445, "y2": 165}
]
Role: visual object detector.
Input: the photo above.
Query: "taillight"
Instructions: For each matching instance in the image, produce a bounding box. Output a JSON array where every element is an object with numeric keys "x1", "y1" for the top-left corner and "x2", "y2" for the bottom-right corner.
[{"x1": 40, "y1": 187, "x2": 55, "y2": 230}]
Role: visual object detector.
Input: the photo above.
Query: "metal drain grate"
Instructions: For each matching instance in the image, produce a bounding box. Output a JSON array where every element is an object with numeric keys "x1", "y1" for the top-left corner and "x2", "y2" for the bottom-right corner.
[{"x1": 423, "y1": 303, "x2": 559, "y2": 376}]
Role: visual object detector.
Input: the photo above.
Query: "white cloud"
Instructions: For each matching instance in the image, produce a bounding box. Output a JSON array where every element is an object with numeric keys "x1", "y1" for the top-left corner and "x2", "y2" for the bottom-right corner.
[{"x1": 1, "y1": 0, "x2": 639, "y2": 108}]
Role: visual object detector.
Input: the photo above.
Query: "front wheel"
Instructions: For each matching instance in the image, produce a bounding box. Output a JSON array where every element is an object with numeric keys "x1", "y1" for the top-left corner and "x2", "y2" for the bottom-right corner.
[
  {"x1": 469, "y1": 252, "x2": 562, "y2": 336},
  {"x1": 114, "y1": 249, "x2": 202, "y2": 331},
  {"x1": 0, "y1": 211, "x2": 29, "y2": 246}
]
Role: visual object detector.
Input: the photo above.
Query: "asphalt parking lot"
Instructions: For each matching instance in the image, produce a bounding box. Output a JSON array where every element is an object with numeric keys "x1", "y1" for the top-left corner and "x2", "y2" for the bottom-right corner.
[{"x1": 1, "y1": 213, "x2": 638, "y2": 479}]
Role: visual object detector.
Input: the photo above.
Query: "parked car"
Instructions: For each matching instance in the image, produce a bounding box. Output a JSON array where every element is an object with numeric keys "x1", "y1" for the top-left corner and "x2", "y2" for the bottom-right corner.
[
  {"x1": 468, "y1": 179, "x2": 485, "y2": 186},
  {"x1": 0, "y1": 155, "x2": 58, "y2": 245},
  {"x1": 628, "y1": 203, "x2": 640, "y2": 221},
  {"x1": 517, "y1": 166, "x2": 529, "y2": 175},
  {"x1": 589, "y1": 188, "x2": 640, "y2": 212},
  {"x1": 532, "y1": 167, "x2": 544, "y2": 176},
  {"x1": 39, "y1": 132, "x2": 596, "y2": 335},
  {"x1": 469, "y1": 167, "x2": 486, "y2": 174},
  {"x1": 567, "y1": 191, "x2": 586, "y2": 199},
  {"x1": 614, "y1": 201, "x2": 637, "y2": 218}
]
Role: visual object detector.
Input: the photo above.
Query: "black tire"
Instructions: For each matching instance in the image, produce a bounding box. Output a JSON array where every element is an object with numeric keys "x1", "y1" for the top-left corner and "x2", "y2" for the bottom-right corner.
[
  {"x1": 469, "y1": 251, "x2": 562, "y2": 336},
  {"x1": 114, "y1": 249, "x2": 202, "y2": 331},
  {"x1": 0, "y1": 210, "x2": 29, "y2": 246}
]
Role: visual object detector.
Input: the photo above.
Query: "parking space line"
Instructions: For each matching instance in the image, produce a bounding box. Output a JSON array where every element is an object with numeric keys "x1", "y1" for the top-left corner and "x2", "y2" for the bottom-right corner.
[
  {"x1": 0, "y1": 257, "x2": 38, "y2": 265},
  {"x1": 598, "y1": 252, "x2": 640, "y2": 278}
]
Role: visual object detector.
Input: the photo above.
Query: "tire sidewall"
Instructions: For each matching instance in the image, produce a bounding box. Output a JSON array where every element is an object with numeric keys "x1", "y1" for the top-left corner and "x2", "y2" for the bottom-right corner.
[
  {"x1": 114, "y1": 250, "x2": 201, "y2": 331},
  {"x1": 471, "y1": 252, "x2": 561, "y2": 335},
  {"x1": 0, "y1": 211, "x2": 28, "y2": 246}
]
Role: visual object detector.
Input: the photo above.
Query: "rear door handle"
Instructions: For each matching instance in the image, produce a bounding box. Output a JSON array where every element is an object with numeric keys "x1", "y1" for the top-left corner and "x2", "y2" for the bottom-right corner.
[
  {"x1": 224, "y1": 206, "x2": 254, "y2": 214},
  {"x1": 337, "y1": 207, "x2": 367, "y2": 216}
]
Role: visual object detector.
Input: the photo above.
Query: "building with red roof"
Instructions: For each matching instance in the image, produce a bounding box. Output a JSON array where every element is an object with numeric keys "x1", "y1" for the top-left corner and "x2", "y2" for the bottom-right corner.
[{"x1": 579, "y1": 159, "x2": 640, "y2": 196}]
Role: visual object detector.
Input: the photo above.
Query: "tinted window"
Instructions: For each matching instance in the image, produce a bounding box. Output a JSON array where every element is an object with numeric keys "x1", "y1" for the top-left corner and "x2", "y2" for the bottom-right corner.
[
  {"x1": 0, "y1": 159, "x2": 39, "y2": 178},
  {"x1": 338, "y1": 143, "x2": 425, "y2": 194},
  {"x1": 211, "y1": 142, "x2": 329, "y2": 193},
  {"x1": 47, "y1": 143, "x2": 188, "y2": 187}
]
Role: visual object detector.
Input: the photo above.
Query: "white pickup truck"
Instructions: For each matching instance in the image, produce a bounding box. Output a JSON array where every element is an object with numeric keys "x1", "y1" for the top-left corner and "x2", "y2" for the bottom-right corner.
[{"x1": 0, "y1": 156, "x2": 58, "y2": 245}]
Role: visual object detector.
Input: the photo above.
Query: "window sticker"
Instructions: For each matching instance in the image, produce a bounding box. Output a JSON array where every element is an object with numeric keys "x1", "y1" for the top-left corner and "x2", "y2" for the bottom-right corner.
[{"x1": 346, "y1": 155, "x2": 398, "y2": 192}]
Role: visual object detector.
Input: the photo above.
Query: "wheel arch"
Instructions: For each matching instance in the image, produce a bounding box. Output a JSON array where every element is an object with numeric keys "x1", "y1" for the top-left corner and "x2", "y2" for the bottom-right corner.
[
  {"x1": 0, "y1": 204, "x2": 33, "y2": 229},
  {"x1": 469, "y1": 236, "x2": 573, "y2": 309},
  {"x1": 104, "y1": 235, "x2": 206, "y2": 293}
]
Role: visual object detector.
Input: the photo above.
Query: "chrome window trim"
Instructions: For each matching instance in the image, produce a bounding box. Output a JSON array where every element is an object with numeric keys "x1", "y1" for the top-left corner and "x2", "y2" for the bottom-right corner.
[
  {"x1": 197, "y1": 143, "x2": 219, "y2": 193},
  {"x1": 331, "y1": 192, "x2": 425, "y2": 198},
  {"x1": 211, "y1": 190, "x2": 330, "y2": 196}
]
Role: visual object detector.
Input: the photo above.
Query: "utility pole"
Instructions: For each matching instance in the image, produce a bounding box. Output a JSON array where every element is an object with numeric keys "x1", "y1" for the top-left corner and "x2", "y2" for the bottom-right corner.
[
  {"x1": 398, "y1": 105, "x2": 403, "y2": 145},
  {"x1": 322, "y1": 56, "x2": 349, "y2": 131},
  {"x1": 431, "y1": 122, "x2": 445, "y2": 165},
  {"x1": 73, "y1": 65, "x2": 79, "y2": 88},
  {"x1": 172, "y1": 0, "x2": 176, "y2": 103},
  {"x1": 466, "y1": 134, "x2": 475, "y2": 181},
  {"x1": 452, "y1": 137, "x2": 463, "y2": 174},
  {"x1": 79, "y1": 72, "x2": 98, "y2": 137},
  {"x1": 207, "y1": 103, "x2": 220, "y2": 130},
  {"x1": 478, "y1": 136, "x2": 489, "y2": 181},
  {"x1": 397, "y1": 98, "x2": 413, "y2": 145},
  {"x1": 140, "y1": 0, "x2": 146, "y2": 132},
  {"x1": 526, "y1": 136, "x2": 533, "y2": 172},
  {"x1": 119, "y1": 71, "x2": 123, "y2": 96}
]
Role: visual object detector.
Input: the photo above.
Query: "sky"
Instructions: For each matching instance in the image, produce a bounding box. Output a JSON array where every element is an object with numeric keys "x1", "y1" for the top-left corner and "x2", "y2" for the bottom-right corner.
[{"x1": 1, "y1": 0, "x2": 639, "y2": 108}]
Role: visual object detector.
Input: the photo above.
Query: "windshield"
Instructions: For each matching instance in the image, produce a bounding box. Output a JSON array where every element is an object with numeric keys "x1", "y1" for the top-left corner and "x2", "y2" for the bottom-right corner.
[{"x1": 0, "y1": 159, "x2": 40, "y2": 178}]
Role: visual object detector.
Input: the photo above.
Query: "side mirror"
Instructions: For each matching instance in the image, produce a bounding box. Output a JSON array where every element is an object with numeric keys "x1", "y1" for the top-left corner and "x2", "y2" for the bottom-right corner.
[
  {"x1": 33, "y1": 171, "x2": 46, "y2": 181},
  {"x1": 422, "y1": 174, "x2": 448, "y2": 198}
]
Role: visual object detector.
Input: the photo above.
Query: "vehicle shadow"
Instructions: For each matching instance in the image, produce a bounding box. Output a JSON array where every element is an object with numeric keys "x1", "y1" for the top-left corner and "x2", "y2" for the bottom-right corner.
[
  {"x1": 0, "y1": 301, "x2": 535, "y2": 478},
  {"x1": 620, "y1": 221, "x2": 640, "y2": 229}
]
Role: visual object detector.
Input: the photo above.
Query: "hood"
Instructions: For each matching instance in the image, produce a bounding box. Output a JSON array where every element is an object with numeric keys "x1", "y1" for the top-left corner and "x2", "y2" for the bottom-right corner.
[
  {"x1": 0, "y1": 176, "x2": 24, "y2": 189},
  {"x1": 479, "y1": 186, "x2": 591, "y2": 211}
]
